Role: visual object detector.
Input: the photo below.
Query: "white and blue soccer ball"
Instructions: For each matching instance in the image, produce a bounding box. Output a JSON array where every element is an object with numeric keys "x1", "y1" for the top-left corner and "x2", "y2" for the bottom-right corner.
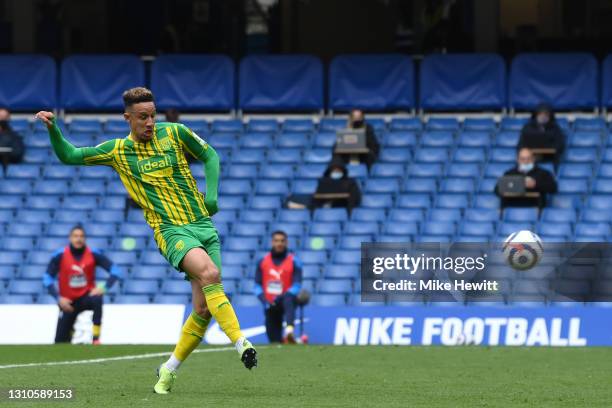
[{"x1": 503, "y1": 230, "x2": 543, "y2": 271}]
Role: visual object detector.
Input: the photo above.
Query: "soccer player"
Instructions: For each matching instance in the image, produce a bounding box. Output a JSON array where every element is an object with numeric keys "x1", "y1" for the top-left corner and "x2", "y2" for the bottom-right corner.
[
  {"x1": 43, "y1": 225, "x2": 122, "y2": 344},
  {"x1": 35, "y1": 87, "x2": 257, "y2": 394}
]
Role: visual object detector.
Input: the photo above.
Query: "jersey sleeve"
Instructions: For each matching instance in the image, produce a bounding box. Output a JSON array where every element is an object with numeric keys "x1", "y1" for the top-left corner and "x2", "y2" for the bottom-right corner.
[
  {"x1": 175, "y1": 123, "x2": 209, "y2": 160},
  {"x1": 81, "y1": 139, "x2": 119, "y2": 166}
]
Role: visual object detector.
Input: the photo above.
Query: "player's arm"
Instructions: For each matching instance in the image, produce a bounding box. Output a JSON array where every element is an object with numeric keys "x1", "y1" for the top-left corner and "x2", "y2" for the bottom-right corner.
[
  {"x1": 253, "y1": 259, "x2": 268, "y2": 306},
  {"x1": 176, "y1": 124, "x2": 219, "y2": 215},
  {"x1": 43, "y1": 251, "x2": 61, "y2": 299},
  {"x1": 35, "y1": 111, "x2": 117, "y2": 166},
  {"x1": 90, "y1": 249, "x2": 123, "y2": 296}
]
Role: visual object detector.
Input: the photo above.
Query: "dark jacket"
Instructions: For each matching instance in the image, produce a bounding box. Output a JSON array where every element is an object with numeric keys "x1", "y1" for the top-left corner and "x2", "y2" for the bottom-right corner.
[
  {"x1": 495, "y1": 165, "x2": 558, "y2": 209},
  {"x1": 314, "y1": 158, "x2": 362, "y2": 211},
  {"x1": 0, "y1": 124, "x2": 25, "y2": 163},
  {"x1": 518, "y1": 104, "x2": 566, "y2": 159}
]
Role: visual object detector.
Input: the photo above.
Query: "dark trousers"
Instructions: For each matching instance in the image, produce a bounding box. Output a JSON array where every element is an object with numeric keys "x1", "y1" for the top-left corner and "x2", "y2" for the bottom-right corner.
[
  {"x1": 55, "y1": 294, "x2": 103, "y2": 343},
  {"x1": 264, "y1": 293, "x2": 296, "y2": 343}
]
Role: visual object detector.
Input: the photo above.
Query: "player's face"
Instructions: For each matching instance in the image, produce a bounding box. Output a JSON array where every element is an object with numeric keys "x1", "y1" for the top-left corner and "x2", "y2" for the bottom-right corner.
[
  {"x1": 69, "y1": 229, "x2": 86, "y2": 249},
  {"x1": 125, "y1": 102, "x2": 156, "y2": 142},
  {"x1": 271, "y1": 234, "x2": 287, "y2": 253}
]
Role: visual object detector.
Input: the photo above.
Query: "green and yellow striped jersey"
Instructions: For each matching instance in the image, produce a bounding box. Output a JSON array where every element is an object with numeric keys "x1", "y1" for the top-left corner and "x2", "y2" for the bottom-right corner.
[{"x1": 78, "y1": 122, "x2": 211, "y2": 228}]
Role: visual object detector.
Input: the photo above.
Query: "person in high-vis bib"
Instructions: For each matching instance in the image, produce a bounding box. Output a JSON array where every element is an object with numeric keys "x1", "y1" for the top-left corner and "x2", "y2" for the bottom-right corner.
[
  {"x1": 43, "y1": 225, "x2": 123, "y2": 344},
  {"x1": 254, "y1": 230, "x2": 303, "y2": 343}
]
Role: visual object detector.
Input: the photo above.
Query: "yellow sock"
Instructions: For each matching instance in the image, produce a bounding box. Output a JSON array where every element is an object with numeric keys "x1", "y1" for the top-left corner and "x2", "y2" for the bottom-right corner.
[
  {"x1": 173, "y1": 311, "x2": 210, "y2": 361},
  {"x1": 92, "y1": 324, "x2": 101, "y2": 340},
  {"x1": 202, "y1": 283, "x2": 243, "y2": 343}
]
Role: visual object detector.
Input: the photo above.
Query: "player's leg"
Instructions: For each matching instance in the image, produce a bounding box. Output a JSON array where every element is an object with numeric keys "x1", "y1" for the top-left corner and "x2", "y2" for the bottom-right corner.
[
  {"x1": 180, "y1": 246, "x2": 257, "y2": 368},
  {"x1": 54, "y1": 309, "x2": 78, "y2": 343},
  {"x1": 267, "y1": 304, "x2": 283, "y2": 343},
  {"x1": 281, "y1": 293, "x2": 297, "y2": 343},
  {"x1": 80, "y1": 294, "x2": 103, "y2": 344},
  {"x1": 155, "y1": 283, "x2": 212, "y2": 394}
]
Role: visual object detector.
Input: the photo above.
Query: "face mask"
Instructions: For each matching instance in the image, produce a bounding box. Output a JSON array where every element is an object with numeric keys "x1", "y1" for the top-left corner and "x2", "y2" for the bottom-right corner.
[
  {"x1": 352, "y1": 120, "x2": 364, "y2": 128},
  {"x1": 0, "y1": 120, "x2": 8, "y2": 130},
  {"x1": 519, "y1": 163, "x2": 534, "y2": 173},
  {"x1": 330, "y1": 171, "x2": 343, "y2": 180}
]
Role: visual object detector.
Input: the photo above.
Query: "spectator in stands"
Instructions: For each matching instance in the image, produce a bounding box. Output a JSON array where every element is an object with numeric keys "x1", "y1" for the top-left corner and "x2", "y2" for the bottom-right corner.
[
  {"x1": 518, "y1": 103, "x2": 565, "y2": 167},
  {"x1": 496, "y1": 147, "x2": 557, "y2": 210},
  {"x1": 333, "y1": 109, "x2": 380, "y2": 168},
  {"x1": 254, "y1": 230, "x2": 303, "y2": 343},
  {"x1": 313, "y1": 158, "x2": 362, "y2": 212},
  {"x1": 0, "y1": 108, "x2": 25, "y2": 174},
  {"x1": 43, "y1": 225, "x2": 123, "y2": 344}
]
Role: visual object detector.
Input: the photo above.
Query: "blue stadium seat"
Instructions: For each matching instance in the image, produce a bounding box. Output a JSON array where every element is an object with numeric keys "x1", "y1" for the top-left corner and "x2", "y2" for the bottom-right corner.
[
  {"x1": 559, "y1": 164, "x2": 593, "y2": 179},
  {"x1": 428, "y1": 208, "x2": 461, "y2": 222},
  {"x1": 209, "y1": 134, "x2": 237, "y2": 149},
  {"x1": 365, "y1": 178, "x2": 400, "y2": 194},
  {"x1": 7, "y1": 165, "x2": 40, "y2": 179},
  {"x1": 346, "y1": 164, "x2": 368, "y2": 180},
  {"x1": 558, "y1": 179, "x2": 589, "y2": 194},
  {"x1": 586, "y1": 195, "x2": 612, "y2": 210},
  {"x1": 351, "y1": 208, "x2": 386, "y2": 222},
  {"x1": 421, "y1": 131, "x2": 454, "y2": 146},
  {"x1": 241, "y1": 209, "x2": 274, "y2": 223},
  {"x1": 325, "y1": 264, "x2": 359, "y2": 280},
  {"x1": 574, "y1": 222, "x2": 611, "y2": 238},
  {"x1": 160, "y1": 280, "x2": 192, "y2": 295},
  {"x1": 460, "y1": 221, "x2": 495, "y2": 237},
  {"x1": 291, "y1": 179, "x2": 318, "y2": 195},
  {"x1": 277, "y1": 209, "x2": 310, "y2": 223},
  {"x1": 298, "y1": 251, "x2": 328, "y2": 265},
  {"x1": 232, "y1": 223, "x2": 267, "y2": 237},
  {"x1": 80, "y1": 166, "x2": 114, "y2": 180},
  {"x1": 302, "y1": 235, "x2": 335, "y2": 251},
  {"x1": 503, "y1": 207, "x2": 539, "y2": 222},
  {"x1": 569, "y1": 131, "x2": 602, "y2": 148},
  {"x1": 379, "y1": 148, "x2": 412, "y2": 163},
  {"x1": 153, "y1": 295, "x2": 189, "y2": 304},
  {"x1": 435, "y1": 193, "x2": 470, "y2": 208},
  {"x1": 360, "y1": 194, "x2": 393, "y2": 208},
  {"x1": 318, "y1": 279, "x2": 353, "y2": 294},
  {"x1": 269, "y1": 222, "x2": 304, "y2": 237},
  {"x1": 344, "y1": 221, "x2": 379, "y2": 236},
  {"x1": 26, "y1": 195, "x2": 61, "y2": 210},
  {"x1": 446, "y1": 163, "x2": 481, "y2": 179},
  {"x1": 211, "y1": 119, "x2": 243, "y2": 133},
  {"x1": 92, "y1": 209, "x2": 124, "y2": 223},
  {"x1": 463, "y1": 118, "x2": 496, "y2": 131},
  {"x1": 421, "y1": 221, "x2": 456, "y2": 236},
  {"x1": 490, "y1": 148, "x2": 516, "y2": 163},
  {"x1": 537, "y1": 223, "x2": 572, "y2": 238},
  {"x1": 498, "y1": 222, "x2": 533, "y2": 236},
  {"x1": 574, "y1": 117, "x2": 606, "y2": 131},
  {"x1": 541, "y1": 208, "x2": 577, "y2": 223},
  {"x1": 17, "y1": 209, "x2": 53, "y2": 223},
  {"x1": 408, "y1": 163, "x2": 443, "y2": 178},
  {"x1": 402, "y1": 177, "x2": 436, "y2": 193},
  {"x1": 495, "y1": 131, "x2": 520, "y2": 147},
  {"x1": 240, "y1": 133, "x2": 274, "y2": 149},
  {"x1": 440, "y1": 178, "x2": 475, "y2": 193},
  {"x1": 302, "y1": 265, "x2": 321, "y2": 279},
  {"x1": 580, "y1": 208, "x2": 612, "y2": 222},
  {"x1": 0, "y1": 210, "x2": 13, "y2": 223},
  {"x1": 296, "y1": 164, "x2": 326, "y2": 179},
  {"x1": 105, "y1": 119, "x2": 129, "y2": 133},
  {"x1": 396, "y1": 194, "x2": 430, "y2": 209},
  {"x1": 3, "y1": 238, "x2": 34, "y2": 251},
  {"x1": 7, "y1": 223, "x2": 42, "y2": 237},
  {"x1": 389, "y1": 117, "x2": 422, "y2": 131},
  {"x1": 27, "y1": 251, "x2": 54, "y2": 265},
  {"x1": 224, "y1": 237, "x2": 259, "y2": 252},
  {"x1": 276, "y1": 133, "x2": 310, "y2": 148},
  {"x1": 592, "y1": 180, "x2": 612, "y2": 194},
  {"x1": 70, "y1": 180, "x2": 106, "y2": 195},
  {"x1": 23, "y1": 148, "x2": 49, "y2": 164},
  {"x1": 227, "y1": 164, "x2": 258, "y2": 179},
  {"x1": 304, "y1": 149, "x2": 332, "y2": 164},
  {"x1": 415, "y1": 148, "x2": 448, "y2": 163},
  {"x1": 332, "y1": 250, "x2": 360, "y2": 264},
  {"x1": 24, "y1": 133, "x2": 51, "y2": 148},
  {"x1": 457, "y1": 131, "x2": 491, "y2": 150},
  {"x1": 0, "y1": 196, "x2": 23, "y2": 210},
  {"x1": 453, "y1": 147, "x2": 487, "y2": 163},
  {"x1": 283, "y1": 119, "x2": 314, "y2": 133},
  {"x1": 219, "y1": 179, "x2": 252, "y2": 196},
  {"x1": 309, "y1": 222, "x2": 342, "y2": 236},
  {"x1": 313, "y1": 208, "x2": 348, "y2": 222},
  {"x1": 9, "y1": 280, "x2": 41, "y2": 295},
  {"x1": 63, "y1": 196, "x2": 98, "y2": 210},
  {"x1": 221, "y1": 265, "x2": 244, "y2": 280},
  {"x1": 313, "y1": 132, "x2": 337, "y2": 148},
  {"x1": 551, "y1": 194, "x2": 582, "y2": 209},
  {"x1": 259, "y1": 164, "x2": 294, "y2": 180},
  {"x1": 232, "y1": 295, "x2": 261, "y2": 307},
  {"x1": 32, "y1": 180, "x2": 68, "y2": 195},
  {"x1": 382, "y1": 131, "x2": 417, "y2": 147},
  {"x1": 371, "y1": 163, "x2": 405, "y2": 178},
  {"x1": 426, "y1": 118, "x2": 459, "y2": 131},
  {"x1": 566, "y1": 148, "x2": 597, "y2": 163},
  {"x1": 311, "y1": 294, "x2": 346, "y2": 306},
  {"x1": 268, "y1": 148, "x2": 302, "y2": 164},
  {"x1": 384, "y1": 222, "x2": 419, "y2": 236},
  {"x1": 389, "y1": 208, "x2": 424, "y2": 222},
  {"x1": 250, "y1": 196, "x2": 281, "y2": 210},
  {"x1": 0, "y1": 295, "x2": 33, "y2": 304},
  {"x1": 43, "y1": 165, "x2": 76, "y2": 180},
  {"x1": 114, "y1": 295, "x2": 151, "y2": 304},
  {"x1": 232, "y1": 149, "x2": 266, "y2": 164},
  {"x1": 223, "y1": 251, "x2": 252, "y2": 266},
  {"x1": 247, "y1": 119, "x2": 278, "y2": 133},
  {"x1": 105, "y1": 251, "x2": 138, "y2": 266},
  {"x1": 256, "y1": 180, "x2": 289, "y2": 196},
  {"x1": 598, "y1": 163, "x2": 612, "y2": 178}
]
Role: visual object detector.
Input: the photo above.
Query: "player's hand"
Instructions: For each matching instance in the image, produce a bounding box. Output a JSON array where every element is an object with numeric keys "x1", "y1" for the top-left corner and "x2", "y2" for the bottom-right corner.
[
  {"x1": 204, "y1": 196, "x2": 218, "y2": 216},
  {"x1": 34, "y1": 111, "x2": 55, "y2": 129},
  {"x1": 525, "y1": 177, "x2": 536, "y2": 189},
  {"x1": 89, "y1": 287, "x2": 105, "y2": 297},
  {"x1": 58, "y1": 297, "x2": 74, "y2": 313}
]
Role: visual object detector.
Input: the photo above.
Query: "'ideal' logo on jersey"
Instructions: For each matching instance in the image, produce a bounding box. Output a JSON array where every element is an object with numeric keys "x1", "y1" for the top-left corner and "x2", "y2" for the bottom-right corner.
[{"x1": 138, "y1": 155, "x2": 172, "y2": 174}]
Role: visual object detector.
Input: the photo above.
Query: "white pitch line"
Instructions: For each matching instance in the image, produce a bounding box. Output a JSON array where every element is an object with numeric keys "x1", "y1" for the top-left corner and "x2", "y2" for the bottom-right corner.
[{"x1": 0, "y1": 346, "x2": 236, "y2": 370}]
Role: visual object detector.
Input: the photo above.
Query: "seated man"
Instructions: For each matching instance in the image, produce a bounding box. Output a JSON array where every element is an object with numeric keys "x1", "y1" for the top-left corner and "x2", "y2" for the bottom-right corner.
[
  {"x1": 43, "y1": 225, "x2": 122, "y2": 344},
  {"x1": 254, "y1": 231, "x2": 302, "y2": 343},
  {"x1": 0, "y1": 108, "x2": 25, "y2": 174},
  {"x1": 495, "y1": 147, "x2": 557, "y2": 210},
  {"x1": 333, "y1": 109, "x2": 380, "y2": 168},
  {"x1": 517, "y1": 103, "x2": 565, "y2": 167},
  {"x1": 313, "y1": 158, "x2": 361, "y2": 212}
]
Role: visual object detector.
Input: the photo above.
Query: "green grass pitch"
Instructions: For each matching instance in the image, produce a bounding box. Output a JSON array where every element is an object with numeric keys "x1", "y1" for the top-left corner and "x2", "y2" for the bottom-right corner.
[{"x1": 0, "y1": 345, "x2": 611, "y2": 407}]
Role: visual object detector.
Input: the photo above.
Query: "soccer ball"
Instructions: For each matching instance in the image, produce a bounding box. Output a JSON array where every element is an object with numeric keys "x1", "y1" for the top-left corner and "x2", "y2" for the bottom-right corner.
[{"x1": 503, "y1": 230, "x2": 543, "y2": 271}]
